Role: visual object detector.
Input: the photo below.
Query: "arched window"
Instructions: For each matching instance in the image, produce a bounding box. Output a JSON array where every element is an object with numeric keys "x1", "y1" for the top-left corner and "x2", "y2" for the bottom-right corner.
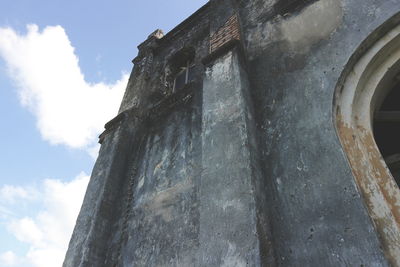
[{"x1": 334, "y1": 20, "x2": 400, "y2": 265}]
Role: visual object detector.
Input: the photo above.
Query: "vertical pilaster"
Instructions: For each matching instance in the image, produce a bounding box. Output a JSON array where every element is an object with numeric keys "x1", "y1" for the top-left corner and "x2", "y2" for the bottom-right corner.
[{"x1": 199, "y1": 46, "x2": 268, "y2": 266}]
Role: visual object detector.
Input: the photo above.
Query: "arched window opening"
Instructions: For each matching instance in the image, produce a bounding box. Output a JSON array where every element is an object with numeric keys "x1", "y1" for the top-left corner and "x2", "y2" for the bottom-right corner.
[
  {"x1": 374, "y1": 85, "x2": 400, "y2": 184},
  {"x1": 334, "y1": 19, "x2": 400, "y2": 265}
]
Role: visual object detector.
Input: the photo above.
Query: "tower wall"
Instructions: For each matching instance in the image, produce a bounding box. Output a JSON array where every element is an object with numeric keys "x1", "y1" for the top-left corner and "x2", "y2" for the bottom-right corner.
[{"x1": 64, "y1": 0, "x2": 400, "y2": 266}]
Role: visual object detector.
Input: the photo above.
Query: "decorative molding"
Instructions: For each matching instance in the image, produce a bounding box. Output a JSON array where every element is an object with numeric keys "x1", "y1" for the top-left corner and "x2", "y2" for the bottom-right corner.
[{"x1": 99, "y1": 83, "x2": 196, "y2": 144}]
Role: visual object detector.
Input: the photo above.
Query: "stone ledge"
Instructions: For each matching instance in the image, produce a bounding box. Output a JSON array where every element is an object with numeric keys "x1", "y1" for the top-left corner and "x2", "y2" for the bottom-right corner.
[
  {"x1": 99, "y1": 83, "x2": 196, "y2": 144},
  {"x1": 147, "y1": 82, "x2": 196, "y2": 122}
]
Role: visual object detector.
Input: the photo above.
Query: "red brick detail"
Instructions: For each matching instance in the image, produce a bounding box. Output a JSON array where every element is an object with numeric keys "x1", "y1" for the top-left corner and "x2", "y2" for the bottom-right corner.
[{"x1": 210, "y1": 14, "x2": 241, "y2": 54}]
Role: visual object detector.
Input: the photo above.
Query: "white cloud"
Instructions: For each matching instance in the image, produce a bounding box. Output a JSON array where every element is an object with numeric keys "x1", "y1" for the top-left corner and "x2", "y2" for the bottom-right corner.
[
  {"x1": 0, "y1": 23, "x2": 122, "y2": 266},
  {"x1": 0, "y1": 185, "x2": 36, "y2": 204},
  {"x1": 0, "y1": 24, "x2": 128, "y2": 150},
  {"x1": 0, "y1": 185, "x2": 38, "y2": 221},
  {"x1": 0, "y1": 206, "x2": 14, "y2": 219},
  {"x1": 1, "y1": 173, "x2": 89, "y2": 267},
  {"x1": 0, "y1": 251, "x2": 17, "y2": 266}
]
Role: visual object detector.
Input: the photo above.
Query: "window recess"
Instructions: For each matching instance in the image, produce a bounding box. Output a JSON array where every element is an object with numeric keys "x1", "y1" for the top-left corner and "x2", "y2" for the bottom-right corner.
[
  {"x1": 374, "y1": 84, "x2": 400, "y2": 185},
  {"x1": 173, "y1": 60, "x2": 195, "y2": 92}
]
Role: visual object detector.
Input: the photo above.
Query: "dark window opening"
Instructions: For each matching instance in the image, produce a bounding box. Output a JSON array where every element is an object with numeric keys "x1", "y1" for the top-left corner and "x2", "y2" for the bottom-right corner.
[
  {"x1": 374, "y1": 83, "x2": 400, "y2": 185},
  {"x1": 166, "y1": 47, "x2": 195, "y2": 94},
  {"x1": 173, "y1": 60, "x2": 195, "y2": 92}
]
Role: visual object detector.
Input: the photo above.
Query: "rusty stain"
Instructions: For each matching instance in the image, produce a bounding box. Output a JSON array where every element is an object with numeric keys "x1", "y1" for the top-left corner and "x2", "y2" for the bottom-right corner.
[{"x1": 336, "y1": 113, "x2": 400, "y2": 266}]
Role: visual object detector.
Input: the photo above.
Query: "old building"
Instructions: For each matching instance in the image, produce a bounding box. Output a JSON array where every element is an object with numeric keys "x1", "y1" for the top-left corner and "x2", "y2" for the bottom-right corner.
[{"x1": 64, "y1": 0, "x2": 400, "y2": 266}]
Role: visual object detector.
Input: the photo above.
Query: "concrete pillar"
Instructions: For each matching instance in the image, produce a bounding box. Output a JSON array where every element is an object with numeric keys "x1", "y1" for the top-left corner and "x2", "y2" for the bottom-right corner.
[{"x1": 199, "y1": 46, "x2": 272, "y2": 266}]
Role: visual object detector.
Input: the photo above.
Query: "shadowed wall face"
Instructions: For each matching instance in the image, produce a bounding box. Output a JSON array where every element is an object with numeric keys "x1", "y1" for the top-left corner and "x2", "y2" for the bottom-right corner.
[{"x1": 119, "y1": 103, "x2": 201, "y2": 266}]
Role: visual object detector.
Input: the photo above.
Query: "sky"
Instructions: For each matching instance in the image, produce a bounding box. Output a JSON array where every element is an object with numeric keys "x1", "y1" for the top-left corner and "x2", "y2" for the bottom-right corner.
[{"x1": 0, "y1": 1, "x2": 208, "y2": 266}]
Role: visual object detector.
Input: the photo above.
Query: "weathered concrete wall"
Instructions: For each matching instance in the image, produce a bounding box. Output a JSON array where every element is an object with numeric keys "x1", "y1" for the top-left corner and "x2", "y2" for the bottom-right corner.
[
  {"x1": 239, "y1": 0, "x2": 400, "y2": 265},
  {"x1": 65, "y1": 0, "x2": 400, "y2": 266},
  {"x1": 65, "y1": 85, "x2": 203, "y2": 267},
  {"x1": 118, "y1": 98, "x2": 202, "y2": 266},
  {"x1": 199, "y1": 48, "x2": 273, "y2": 266},
  {"x1": 334, "y1": 19, "x2": 400, "y2": 265},
  {"x1": 65, "y1": 6, "x2": 208, "y2": 266},
  {"x1": 63, "y1": 115, "x2": 139, "y2": 267}
]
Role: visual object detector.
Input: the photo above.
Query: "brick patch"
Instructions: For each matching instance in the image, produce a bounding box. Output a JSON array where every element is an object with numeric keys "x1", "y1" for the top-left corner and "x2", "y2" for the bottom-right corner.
[{"x1": 210, "y1": 14, "x2": 241, "y2": 53}]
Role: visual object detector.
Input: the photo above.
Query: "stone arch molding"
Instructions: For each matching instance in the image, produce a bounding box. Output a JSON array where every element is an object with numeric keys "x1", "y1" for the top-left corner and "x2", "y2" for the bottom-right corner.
[{"x1": 334, "y1": 20, "x2": 400, "y2": 265}]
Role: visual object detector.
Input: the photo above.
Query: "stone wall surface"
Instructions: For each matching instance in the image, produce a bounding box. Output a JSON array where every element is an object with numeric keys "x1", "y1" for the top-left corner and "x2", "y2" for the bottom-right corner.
[
  {"x1": 64, "y1": 0, "x2": 400, "y2": 266},
  {"x1": 199, "y1": 49, "x2": 263, "y2": 266},
  {"x1": 240, "y1": 0, "x2": 400, "y2": 265},
  {"x1": 118, "y1": 99, "x2": 202, "y2": 266}
]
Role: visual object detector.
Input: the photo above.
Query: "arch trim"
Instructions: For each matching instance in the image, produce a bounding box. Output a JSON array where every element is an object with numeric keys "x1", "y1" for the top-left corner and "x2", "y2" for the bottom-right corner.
[{"x1": 334, "y1": 18, "x2": 400, "y2": 265}]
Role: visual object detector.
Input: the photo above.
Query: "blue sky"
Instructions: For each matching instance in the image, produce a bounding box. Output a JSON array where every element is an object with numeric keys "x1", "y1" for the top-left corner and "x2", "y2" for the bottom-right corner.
[{"x1": 0, "y1": 1, "x2": 207, "y2": 266}]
